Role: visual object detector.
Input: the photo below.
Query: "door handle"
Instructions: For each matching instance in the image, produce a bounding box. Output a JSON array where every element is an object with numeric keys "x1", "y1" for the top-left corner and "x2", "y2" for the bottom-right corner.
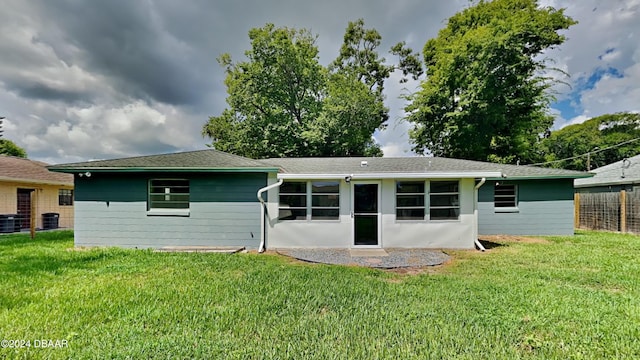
[{"x1": 350, "y1": 211, "x2": 354, "y2": 218}]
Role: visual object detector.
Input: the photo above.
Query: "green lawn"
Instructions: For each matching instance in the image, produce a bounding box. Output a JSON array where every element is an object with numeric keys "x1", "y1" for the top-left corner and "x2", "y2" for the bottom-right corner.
[{"x1": 1, "y1": 231, "x2": 639, "y2": 359}]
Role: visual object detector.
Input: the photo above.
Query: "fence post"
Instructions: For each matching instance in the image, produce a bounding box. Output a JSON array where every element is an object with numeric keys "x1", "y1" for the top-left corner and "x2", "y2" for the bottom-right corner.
[
  {"x1": 620, "y1": 190, "x2": 627, "y2": 233},
  {"x1": 574, "y1": 192, "x2": 580, "y2": 229},
  {"x1": 30, "y1": 191, "x2": 36, "y2": 239}
]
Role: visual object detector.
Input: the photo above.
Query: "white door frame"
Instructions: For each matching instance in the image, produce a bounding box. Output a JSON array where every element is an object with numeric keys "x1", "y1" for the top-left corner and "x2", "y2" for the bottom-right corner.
[{"x1": 351, "y1": 181, "x2": 381, "y2": 248}]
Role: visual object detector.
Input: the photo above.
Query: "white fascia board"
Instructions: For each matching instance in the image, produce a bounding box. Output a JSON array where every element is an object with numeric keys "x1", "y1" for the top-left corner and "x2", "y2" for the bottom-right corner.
[{"x1": 277, "y1": 172, "x2": 503, "y2": 180}]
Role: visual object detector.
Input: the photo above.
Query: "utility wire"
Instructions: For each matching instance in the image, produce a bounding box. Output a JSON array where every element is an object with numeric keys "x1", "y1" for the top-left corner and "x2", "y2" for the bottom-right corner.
[{"x1": 526, "y1": 136, "x2": 640, "y2": 167}]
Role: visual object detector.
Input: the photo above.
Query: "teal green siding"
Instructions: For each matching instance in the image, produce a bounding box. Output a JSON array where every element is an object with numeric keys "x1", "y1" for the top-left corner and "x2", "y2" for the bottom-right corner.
[
  {"x1": 74, "y1": 172, "x2": 267, "y2": 248},
  {"x1": 478, "y1": 179, "x2": 575, "y2": 235}
]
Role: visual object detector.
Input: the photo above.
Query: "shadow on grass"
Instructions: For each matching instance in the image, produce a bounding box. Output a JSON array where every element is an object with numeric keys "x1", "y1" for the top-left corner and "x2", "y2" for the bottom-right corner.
[
  {"x1": 0, "y1": 230, "x2": 73, "y2": 248},
  {"x1": 1, "y1": 251, "x2": 116, "y2": 276},
  {"x1": 0, "y1": 230, "x2": 118, "y2": 276},
  {"x1": 477, "y1": 240, "x2": 505, "y2": 250}
]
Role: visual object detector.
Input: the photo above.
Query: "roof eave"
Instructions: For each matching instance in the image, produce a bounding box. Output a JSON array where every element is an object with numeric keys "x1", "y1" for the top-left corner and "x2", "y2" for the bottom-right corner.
[
  {"x1": 277, "y1": 172, "x2": 503, "y2": 180},
  {"x1": 48, "y1": 166, "x2": 280, "y2": 173},
  {"x1": 489, "y1": 174, "x2": 594, "y2": 181},
  {"x1": 575, "y1": 178, "x2": 640, "y2": 188},
  {"x1": 0, "y1": 176, "x2": 73, "y2": 187}
]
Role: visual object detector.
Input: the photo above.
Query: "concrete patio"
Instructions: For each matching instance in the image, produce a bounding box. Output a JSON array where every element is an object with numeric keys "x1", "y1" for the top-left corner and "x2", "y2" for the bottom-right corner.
[{"x1": 276, "y1": 248, "x2": 450, "y2": 269}]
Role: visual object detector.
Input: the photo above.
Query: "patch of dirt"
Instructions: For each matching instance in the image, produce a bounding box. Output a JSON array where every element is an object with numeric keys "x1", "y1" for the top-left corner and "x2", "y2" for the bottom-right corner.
[
  {"x1": 479, "y1": 235, "x2": 550, "y2": 244},
  {"x1": 384, "y1": 257, "x2": 456, "y2": 279},
  {"x1": 385, "y1": 267, "x2": 430, "y2": 276}
]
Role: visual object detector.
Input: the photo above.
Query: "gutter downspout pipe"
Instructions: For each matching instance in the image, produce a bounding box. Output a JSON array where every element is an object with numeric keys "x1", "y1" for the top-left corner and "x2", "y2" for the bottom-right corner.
[
  {"x1": 257, "y1": 179, "x2": 284, "y2": 253},
  {"x1": 474, "y1": 178, "x2": 487, "y2": 252}
]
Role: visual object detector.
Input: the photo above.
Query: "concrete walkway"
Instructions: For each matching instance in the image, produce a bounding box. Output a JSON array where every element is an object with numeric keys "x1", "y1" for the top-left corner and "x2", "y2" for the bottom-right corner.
[{"x1": 276, "y1": 248, "x2": 450, "y2": 269}]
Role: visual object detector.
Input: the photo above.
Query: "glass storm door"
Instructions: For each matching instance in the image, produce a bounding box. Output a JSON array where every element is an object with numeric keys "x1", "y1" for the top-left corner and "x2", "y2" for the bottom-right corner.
[{"x1": 352, "y1": 183, "x2": 380, "y2": 246}]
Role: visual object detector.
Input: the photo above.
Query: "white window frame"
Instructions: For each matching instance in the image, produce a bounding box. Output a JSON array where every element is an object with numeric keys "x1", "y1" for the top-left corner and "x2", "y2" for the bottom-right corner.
[
  {"x1": 58, "y1": 189, "x2": 73, "y2": 206},
  {"x1": 279, "y1": 180, "x2": 341, "y2": 221},
  {"x1": 278, "y1": 181, "x2": 308, "y2": 221},
  {"x1": 311, "y1": 181, "x2": 340, "y2": 220},
  {"x1": 147, "y1": 179, "x2": 190, "y2": 216},
  {"x1": 429, "y1": 180, "x2": 460, "y2": 221},
  {"x1": 494, "y1": 183, "x2": 519, "y2": 213},
  {"x1": 395, "y1": 181, "x2": 426, "y2": 221}
]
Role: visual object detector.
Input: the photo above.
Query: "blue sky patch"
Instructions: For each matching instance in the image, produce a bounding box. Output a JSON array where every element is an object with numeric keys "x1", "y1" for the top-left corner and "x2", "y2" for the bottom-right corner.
[{"x1": 552, "y1": 66, "x2": 624, "y2": 121}]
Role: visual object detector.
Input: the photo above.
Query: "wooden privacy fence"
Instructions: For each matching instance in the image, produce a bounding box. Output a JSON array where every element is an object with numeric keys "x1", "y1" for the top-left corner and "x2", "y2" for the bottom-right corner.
[{"x1": 575, "y1": 190, "x2": 640, "y2": 233}]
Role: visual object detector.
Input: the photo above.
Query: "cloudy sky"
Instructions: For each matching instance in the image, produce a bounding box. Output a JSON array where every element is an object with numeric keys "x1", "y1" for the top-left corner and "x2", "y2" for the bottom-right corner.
[{"x1": 0, "y1": 0, "x2": 638, "y2": 164}]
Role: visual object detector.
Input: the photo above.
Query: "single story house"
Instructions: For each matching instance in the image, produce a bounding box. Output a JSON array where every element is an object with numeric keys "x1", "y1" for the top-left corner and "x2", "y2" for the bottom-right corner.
[
  {"x1": 0, "y1": 155, "x2": 74, "y2": 232},
  {"x1": 49, "y1": 149, "x2": 590, "y2": 250}
]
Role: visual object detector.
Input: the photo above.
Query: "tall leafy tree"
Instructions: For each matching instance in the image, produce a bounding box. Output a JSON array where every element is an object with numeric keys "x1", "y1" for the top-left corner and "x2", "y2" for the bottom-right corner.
[
  {"x1": 404, "y1": 0, "x2": 576, "y2": 163},
  {"x1": 326, "y1": 19, "x2": 395, "y2": 156},
  {"x1": 203, "y1": 21, "x2": 391, "y2": 158},
  {"x1": 536, "y1": 112, "x2": 640, "y2": 170},
  {"x1": 0, "y1": 139, "x2": 27, "y2": 158},
  {"x1": 203, "y1": 24, "x2": 326, "y2": 158}
]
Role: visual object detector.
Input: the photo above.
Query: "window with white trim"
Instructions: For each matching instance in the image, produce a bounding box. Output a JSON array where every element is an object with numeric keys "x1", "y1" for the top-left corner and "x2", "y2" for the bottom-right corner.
[
  {"x1": 58, "y1": 189, "x2": 73, "y2": 206},
  {"x1": 279, "y1": 182, "x2": 307, "y2": 220},
  {"x1": 311, "y1": 181, "x2": 340, "y2": 220},
  {"x1": 494, "y1": 183, "x2": 517, "y2": 209},
  {"x1": 396, "y1": 181, "x2": 425, "y2": 220},
  {"x1": 148, "y1": 179, "x2": 190, "y2": 210},
  {"x1": 430, "y1": 181, "x2": 460, "y2": 220},
  {"x1": 279, "y1": 181, "x2": 340, "y2": 221}
]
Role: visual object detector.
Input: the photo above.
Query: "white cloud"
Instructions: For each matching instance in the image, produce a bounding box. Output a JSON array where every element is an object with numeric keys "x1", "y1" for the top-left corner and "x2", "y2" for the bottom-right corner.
[
  {"x1": 544, "y1": 1, "x2": 639, "y2": 111},
  {"x1": 579, "y1": 62, "x2": 640, "y2": 116},
  {"x1": 564, "y1": 115, "x2": 591, "y2": 128},
  {"x1": 1, "y1": 0, "x2": 639, "y2": 164}
]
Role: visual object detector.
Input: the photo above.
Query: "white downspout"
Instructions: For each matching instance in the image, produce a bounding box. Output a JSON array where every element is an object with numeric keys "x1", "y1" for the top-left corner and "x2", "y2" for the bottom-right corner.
[
  {"x1": 474, "y1": 178, "x2": 487, "y2": 251},
  {"x1": 257, "y1": 179, "x2": 284, "y2": 253}
]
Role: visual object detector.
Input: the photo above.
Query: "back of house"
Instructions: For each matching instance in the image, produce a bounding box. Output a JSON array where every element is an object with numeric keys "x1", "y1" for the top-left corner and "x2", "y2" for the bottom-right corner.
[{"x1": 49, "y1": 149, "x2": 590, "y2": 250}]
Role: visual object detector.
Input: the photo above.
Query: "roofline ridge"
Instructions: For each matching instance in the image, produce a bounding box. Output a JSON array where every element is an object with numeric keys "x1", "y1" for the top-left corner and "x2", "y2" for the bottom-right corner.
[{"x1": 210, "y1": 148, "x2": 266, "y2": 163}]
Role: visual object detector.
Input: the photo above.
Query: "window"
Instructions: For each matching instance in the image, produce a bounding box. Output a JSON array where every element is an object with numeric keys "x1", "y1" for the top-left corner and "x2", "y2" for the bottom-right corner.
[
  {"x1": 430, "y1": 181, "x2": 459, "y2": 220},
  {"x1": 494, "y1": 183, "x2": 517, "y2": 209},
  {"x1": 279, "y1": 181, "x2": 340, "y2": 221},
  {"x1": 279, "y1": 182, "x2": 307, "y2": 220},
  {"x1": 311, "y1": 181, "x2": 340, "y2": 220},
  {"x1": 58, "y1": 189, "x2": 73, "y2": 206},
  {"x1": 396, "y1": 181, "x2": 425, "y2": 220},
  {"x1": 148, "y1": 179, "x2": 189, "y2": 210}
]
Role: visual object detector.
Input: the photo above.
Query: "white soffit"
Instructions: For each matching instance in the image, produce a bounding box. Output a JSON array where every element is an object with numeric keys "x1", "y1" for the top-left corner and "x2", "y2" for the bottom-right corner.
[{"x1": 277, "y1": 172, "x2": 503, "y2": 180}]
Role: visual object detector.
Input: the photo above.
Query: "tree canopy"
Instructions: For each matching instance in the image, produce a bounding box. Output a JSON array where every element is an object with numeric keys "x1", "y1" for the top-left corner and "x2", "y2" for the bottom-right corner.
[
  {"x1": 203, "y1": 21, "x2": 391, "y2": 158},
  {"x1": 536, "y1": 112, "x2": 640, "y2": 171},
  {"x1": 0, "y1": 139, "x2": 27, "y2": 158},
  {"x1": 404, "y1": 0, "x2": 576, "y2": 163}
]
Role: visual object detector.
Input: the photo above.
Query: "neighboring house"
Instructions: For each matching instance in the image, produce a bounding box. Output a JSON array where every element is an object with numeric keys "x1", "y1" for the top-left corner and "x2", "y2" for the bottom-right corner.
[
  {"x1": 574, "y1": 155, "x2": 640, "y2": 233},
  {"x1": 0, "y1": 155, "x2": 74, "y2": 231},
  {"x1": 574, "y1": 154, "x2": 640, "y2": 193},
  {"x1": 49, "y1": 149, "x2": 590, "y2": 250}
]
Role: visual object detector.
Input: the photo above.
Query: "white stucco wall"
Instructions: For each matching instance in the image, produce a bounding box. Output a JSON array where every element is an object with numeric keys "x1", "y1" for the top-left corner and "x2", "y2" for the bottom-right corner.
[{"x1": 265, "y1": 175, "x2": 477, "y2": 249}]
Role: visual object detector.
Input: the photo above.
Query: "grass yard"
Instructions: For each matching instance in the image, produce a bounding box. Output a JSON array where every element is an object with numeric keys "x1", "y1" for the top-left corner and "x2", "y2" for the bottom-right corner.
[{"x1": 1, "y1": 231, "x2": 639, "y2": 359}]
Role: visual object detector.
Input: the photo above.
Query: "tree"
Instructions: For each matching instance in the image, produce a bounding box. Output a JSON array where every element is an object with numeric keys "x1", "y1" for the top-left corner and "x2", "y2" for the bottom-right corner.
[
  {"x1": 0, "y1": 139, "x2": 27, "y2": 158},
  {"x1": 404, "y1": 0, "x2": 576, "y2": 163},
  {"x1": 203, "y1": 24, "x2": 326, "y2": 158},
  {"x1": 203, "y1": 21, "x2": 390, "y2": 158},
  {"x1": 308, "y1": 72, "x2": 386, "y2": 156},
  {"x1": 536, "y1": 112, "x2": 640, "y2": 170},
  {"x1": 326, "y1": 19, "x2": 395, "y2": 156}
]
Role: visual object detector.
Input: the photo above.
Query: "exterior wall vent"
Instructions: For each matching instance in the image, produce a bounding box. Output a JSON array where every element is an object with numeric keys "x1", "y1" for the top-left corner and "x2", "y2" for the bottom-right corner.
[{"x1": 360, "y1": 160, "x2": 368, "y2": 167}]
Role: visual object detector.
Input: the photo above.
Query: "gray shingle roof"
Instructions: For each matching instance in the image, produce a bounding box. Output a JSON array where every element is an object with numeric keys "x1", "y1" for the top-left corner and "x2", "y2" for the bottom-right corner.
[
  {"x1": 575, "y1": 154, "x2": 640, "y2": 188},
  {"x1": 48, "y1": 149, "x2": 279, "y2": 172},
  {"x1": 48, "y1": 149, "x2": 591, "y2": 179},
  {"x1": 261, "y1": 157, "x2": 591, "y2": 179}
]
